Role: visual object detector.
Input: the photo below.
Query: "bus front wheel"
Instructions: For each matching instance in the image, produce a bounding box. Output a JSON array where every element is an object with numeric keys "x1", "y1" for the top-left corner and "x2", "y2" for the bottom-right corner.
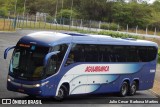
[
  {"x1": 55, "y1": 85, "x2": 68, "y2": 101},
  {"x1": 119, "y1": 81, "x2": 129, "y2": 97},
  {"x1": 128, "y1": 81, "x2": 137, "y2": 96}
]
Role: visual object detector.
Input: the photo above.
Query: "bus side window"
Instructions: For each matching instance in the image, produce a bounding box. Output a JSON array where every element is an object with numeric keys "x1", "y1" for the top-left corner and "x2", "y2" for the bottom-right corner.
[
  {"x1": 99, "y1": 45, "x2": 111, "y2": 62},
  {"x1": 138, "y1": 47, "x2": 148, "y2": 62},
  {"x1": 137, "y1": 46, "x2": 158, "y2": 62},
  {"x1": 66, "y1": 44, "x2": 85, "y2": 66},
  {"x1": 66, "y1": 51, "x2": 75, "y2": 65},
  {"x1": 74, "y1": 45, "x2": 85, "y2": 62},
  {"x1": 147, "y1": 47, "x2": 157, "y2": 61},
  {"x1": 114, "y1": 46, "x2": 126, "y2": 62},
  {"x1": 45, "y1": 44, "x2": 68, "y2": 76},
  {"x1": 84, "y1": 45, "x2": 98, "y2": 62}
]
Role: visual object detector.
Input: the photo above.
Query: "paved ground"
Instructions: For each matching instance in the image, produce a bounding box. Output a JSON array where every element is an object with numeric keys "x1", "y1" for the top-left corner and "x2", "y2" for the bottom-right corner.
[
  {"x1": 155, "y1": 64, "x2": 160, "y2": 82},
  {"x1": 0, "y1": 30, "x2": 159, "y2": 106}
]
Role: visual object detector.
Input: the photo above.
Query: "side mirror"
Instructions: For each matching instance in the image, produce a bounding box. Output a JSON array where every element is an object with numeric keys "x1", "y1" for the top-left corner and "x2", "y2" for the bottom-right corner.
[
  {"x1": 4, "y1": 46, "x2": 16, "y2": 59},
  {"x1": 44, "y1": 51, "x2": 60, "y2": 67}
]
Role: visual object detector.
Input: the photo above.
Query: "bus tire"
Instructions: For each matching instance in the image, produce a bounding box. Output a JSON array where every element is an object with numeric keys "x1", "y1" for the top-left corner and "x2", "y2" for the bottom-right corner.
[
  {"x1": 55, "y1": 85, "x2": 68, "y2": 101},
  {"x1": 128, "y1": 81, "x2": 137, "y2": 96},
  {"x1": 119, "y1": 81, "x2": 128, "y2": 97}
]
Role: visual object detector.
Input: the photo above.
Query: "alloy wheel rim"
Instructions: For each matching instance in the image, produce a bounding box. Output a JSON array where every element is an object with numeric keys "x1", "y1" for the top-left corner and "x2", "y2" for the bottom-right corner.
[
  {"x1": 57, "y1": 88, "x2": 64, "y2": 98},
  {"x1": 122, "y1": 84, "x2": 127, "y2": 95},
  {"x1": 131, "y1": 85, "x2": 136, "y2": 94}
]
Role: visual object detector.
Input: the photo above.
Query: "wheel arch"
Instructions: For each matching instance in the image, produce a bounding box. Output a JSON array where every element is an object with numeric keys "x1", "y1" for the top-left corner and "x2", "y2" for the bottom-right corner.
[
  {"x1": 61, "y1": 82, "x2": 70, "y2": 95},
  {"x1": 119, "y1": 78, "x2": 130, "y2": 97},
  {"x1": 119, "y1": 78, "x2": 130, "y2": 90}
]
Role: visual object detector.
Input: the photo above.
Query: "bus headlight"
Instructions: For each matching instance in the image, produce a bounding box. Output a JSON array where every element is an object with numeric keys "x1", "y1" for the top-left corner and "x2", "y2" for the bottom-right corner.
[
  {"x1": 7, "y1": 76, "x2": 14, "y2": 82},
  {"x1": 7, "y1": 78, "x2": 11, "y2": 82},
  {"x1": 35, "y1": 84, "x2": 41, "y2": 87},
  {"x1": 34, "y1": 81, "x2": 49, "y2": 88}
]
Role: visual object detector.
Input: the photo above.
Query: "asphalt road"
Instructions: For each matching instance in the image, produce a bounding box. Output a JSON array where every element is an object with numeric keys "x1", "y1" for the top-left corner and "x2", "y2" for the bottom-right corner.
[{"x1": 0, "y1": 30, "x2": 159, "y2": 106}]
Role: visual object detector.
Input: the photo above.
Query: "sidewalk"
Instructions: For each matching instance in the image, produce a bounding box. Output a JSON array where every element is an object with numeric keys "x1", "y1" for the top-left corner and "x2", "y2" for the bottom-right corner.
[
  {"x1": 151, "y1": 80, "x2": 160, "y2": 97},
  {"x1": 0, "y1": 30, "x2": 15, "y2": 33},
  {"x1": 151, "y1": 64, "x2": 160, "y2": 96}
]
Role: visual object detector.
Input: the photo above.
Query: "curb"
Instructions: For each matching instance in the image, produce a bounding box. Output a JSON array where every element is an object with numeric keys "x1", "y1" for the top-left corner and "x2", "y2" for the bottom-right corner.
[{"x1": 0, "y1": 31, "x2": 16, "y2": 33}]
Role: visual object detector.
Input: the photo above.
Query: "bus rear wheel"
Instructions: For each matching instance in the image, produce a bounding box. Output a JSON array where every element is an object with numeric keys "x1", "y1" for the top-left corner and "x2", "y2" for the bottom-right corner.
[
  {"x1": 119, "y1": 81, "x2": 128, "y2": 97},
  {"x1": 55, "y1": 85, "x2": 68, "y2": 101},
  {"x1": 128, "y1": 81, "x2": 137, "y2": 96}
]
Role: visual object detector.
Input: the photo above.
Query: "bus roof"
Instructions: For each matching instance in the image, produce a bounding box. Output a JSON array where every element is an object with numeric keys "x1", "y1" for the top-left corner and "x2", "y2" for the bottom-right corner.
[{"x1": 18, "y1": 31, "x2": 158, "y2": 47}]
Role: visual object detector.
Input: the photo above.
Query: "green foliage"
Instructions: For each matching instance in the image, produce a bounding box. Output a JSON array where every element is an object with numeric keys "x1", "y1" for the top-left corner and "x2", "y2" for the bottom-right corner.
[
  {"x1": 46, "y1": 15, "x2": 53, "y2": 23},
  {"x1": 97, "y1": 31, "x2": 139, "y2": 39},
  {"x1": 0, "y1": 8, "x2": 8, "y2": 17},
  {"x1": 148, "y1": 21, "x2": 160, "y2": 31},
  {"x1": 158, "y1": 49, "x2": 160, "y2": 63},
  {"x1": 100, "y1": 23, "x2": 120, "y2": 31},
  {"x1": 77, "y1": 0, "x2": 108, "y2": 20},
  {"x1": 57, "y1": 9, "x2": 78, "y2": 19},
  {"x1": 112, "y1": 2, "x2": 153, "y2": 29},
  {"x1": 148, "y1": 1, "x2": 160, "y2": 30},
  {"x1": 1, "y1": 0, "x2": 160, "y2": 31}
]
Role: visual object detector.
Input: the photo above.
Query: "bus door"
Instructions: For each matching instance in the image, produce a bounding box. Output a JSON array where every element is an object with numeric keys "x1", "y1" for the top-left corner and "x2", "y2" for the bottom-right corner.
[{"x1": 65, "y1": 44, "x2": 88, "y2": 95}]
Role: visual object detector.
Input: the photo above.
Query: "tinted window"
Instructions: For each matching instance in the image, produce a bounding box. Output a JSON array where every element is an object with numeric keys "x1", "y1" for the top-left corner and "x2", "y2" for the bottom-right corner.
[
  {"x1": 148, "y1": 47, "x2": 157, "y2": 61},
  {"x1": 45, "y1": 44, "x2": 68, "y2": 76},
  {"x1": 138, "y1": 46, "x2": 157, "y2": 62},
  {"x1": 126, "y1": 46, "x2": 140, "y2": 62},
  {"x1": 84, "y1": 45, "x2": 99, "y2": 62},
  {"x1": 99, "y1": 45, "x2": 112, "y2": 62},
  {"x1": 66, "y1": 44, "x2": 99, "y2": 65},
  {"x1": 66, "y1": 44, "x2": 157, "y2": 65},
  {"x1": 113, "y1": 46, "x2": 127, "y2": 62}
]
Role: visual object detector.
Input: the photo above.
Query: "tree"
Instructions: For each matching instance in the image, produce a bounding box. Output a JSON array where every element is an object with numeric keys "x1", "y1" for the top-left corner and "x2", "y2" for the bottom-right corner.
[
  {"x1": 57, "y1": 9, "x2": 78, "y2": 19},
  {"x1": 112, "y1": 2, "x2": 153, "y2": 29},
  {"x1": 78, "y1": 0, "x2": 109, "y2": 20}
]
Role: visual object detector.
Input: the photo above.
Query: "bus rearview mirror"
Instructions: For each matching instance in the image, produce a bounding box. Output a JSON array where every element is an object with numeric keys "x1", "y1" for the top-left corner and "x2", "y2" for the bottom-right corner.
[
  {"x1": 44, "y1": 51, "x2": 60, "y2": 67},
  {"x1": 4, "y1": 46, "x2": 16, "y2": 59}
]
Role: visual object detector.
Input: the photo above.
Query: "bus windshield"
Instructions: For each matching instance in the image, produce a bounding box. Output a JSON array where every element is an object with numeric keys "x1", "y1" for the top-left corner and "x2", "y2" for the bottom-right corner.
[{"x1": 10, "y1": 45, "x2": 49, "y2": 80}]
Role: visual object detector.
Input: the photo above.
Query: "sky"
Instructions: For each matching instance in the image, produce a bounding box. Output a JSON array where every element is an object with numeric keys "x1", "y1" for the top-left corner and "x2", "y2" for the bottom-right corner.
[
  {"x1": 108, "y1": 0, "x2": 157, "y2": 3},
  {"x1": 125, "y1": 0, "x2": 156, "y2": 4},
  {"x1": 148, "y1": 0, "x2": 156, "y2": 3}
]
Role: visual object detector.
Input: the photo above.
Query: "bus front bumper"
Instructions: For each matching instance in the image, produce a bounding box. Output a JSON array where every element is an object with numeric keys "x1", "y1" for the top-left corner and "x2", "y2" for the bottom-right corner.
[
  {"x1": 7, "y1": 81, "x2": 44, "y2": 96},
  {"x1": 7, "y1": 76, "x2": 55, "y2": 97}
]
